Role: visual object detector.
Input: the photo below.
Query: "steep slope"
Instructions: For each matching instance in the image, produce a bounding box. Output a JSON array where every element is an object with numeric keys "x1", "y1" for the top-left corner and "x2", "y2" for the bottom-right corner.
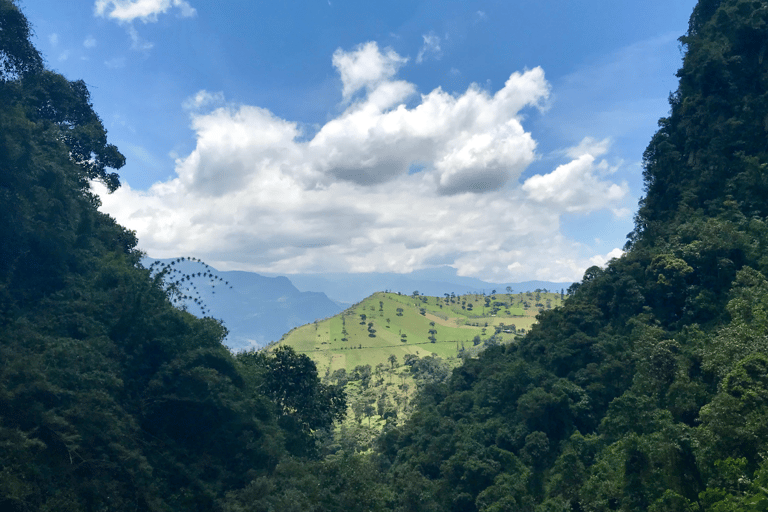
[
  {"x1": 0, "y1": 3, "x2": 346, "y2": 510},
  {"x1": 375, "y1": 2, "x2": 768, "y2": 511},
  {"x1": 632, "y1": 0, "x2": 768, "y2": 244}
]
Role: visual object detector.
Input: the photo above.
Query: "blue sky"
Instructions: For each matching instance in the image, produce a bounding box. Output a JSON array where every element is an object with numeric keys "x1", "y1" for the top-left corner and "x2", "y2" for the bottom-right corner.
[{"x1": 22, "y1": 0, "x2": 697, "y2": 282}]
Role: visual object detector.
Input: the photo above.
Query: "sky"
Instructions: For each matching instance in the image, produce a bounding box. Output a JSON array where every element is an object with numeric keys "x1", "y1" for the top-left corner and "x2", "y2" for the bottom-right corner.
[{"x1": 22, "y1": 0, "x2": 698, "y2": 283}]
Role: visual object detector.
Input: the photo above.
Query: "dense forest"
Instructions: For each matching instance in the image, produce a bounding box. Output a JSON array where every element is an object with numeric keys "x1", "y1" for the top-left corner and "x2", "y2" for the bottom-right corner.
[{"x1": 3, "y1": 0, "x2": 768, "y2": 510}]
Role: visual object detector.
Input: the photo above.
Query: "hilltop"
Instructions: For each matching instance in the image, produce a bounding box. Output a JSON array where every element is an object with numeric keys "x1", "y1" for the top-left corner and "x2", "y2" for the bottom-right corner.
[
  {"x1": 277, "y1": 289, "x2": 565, "y2": 369},
  {"x1": 281, "y1": 268, "x2": 572, "y2": 306}
]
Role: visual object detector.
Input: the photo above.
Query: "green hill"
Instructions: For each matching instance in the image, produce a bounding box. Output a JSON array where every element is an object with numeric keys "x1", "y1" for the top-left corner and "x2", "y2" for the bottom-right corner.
[
  {"x1": 274, "y1": 290, "x2": 564, "y2": 447},
  {"x1": 277, "y1": 290, "x2": 562, "y2": 370}
]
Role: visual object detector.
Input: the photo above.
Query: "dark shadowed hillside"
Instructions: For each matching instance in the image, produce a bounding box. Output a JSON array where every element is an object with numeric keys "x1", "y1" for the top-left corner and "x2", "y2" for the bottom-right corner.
[{"x1": 0, "y1": 2, "x2": 347, "y2": 509}]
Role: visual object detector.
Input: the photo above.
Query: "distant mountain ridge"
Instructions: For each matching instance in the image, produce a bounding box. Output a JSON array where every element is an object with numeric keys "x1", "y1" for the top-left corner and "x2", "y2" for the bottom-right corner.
[
  {"x1": 276, "y1": 266, "x2": 573, "y2": 305},
  {"x1": 145, "y1": 258, "x2": 343, "y2": 350},
  {"x1": 149, "y1": 260, "x2": 572, "y2": 348}
]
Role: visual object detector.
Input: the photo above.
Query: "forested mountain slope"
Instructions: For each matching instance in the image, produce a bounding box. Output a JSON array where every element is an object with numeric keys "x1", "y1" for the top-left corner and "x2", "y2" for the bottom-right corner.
[
  {"x1": 368, "y1": 1, "x2": 768, "y2": 511},
  {"x1": 0, "y1": 2, "x2": 349, "y2": 510}
]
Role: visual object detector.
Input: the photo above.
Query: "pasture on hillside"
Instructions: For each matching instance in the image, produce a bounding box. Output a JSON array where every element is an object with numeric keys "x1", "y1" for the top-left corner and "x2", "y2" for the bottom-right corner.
[
  {"x1": 272, "y1": 290, "x2": 566, "y2": 447},
  {"x1": 276, "y1": 290, "x2": 563, "y2": 373}
]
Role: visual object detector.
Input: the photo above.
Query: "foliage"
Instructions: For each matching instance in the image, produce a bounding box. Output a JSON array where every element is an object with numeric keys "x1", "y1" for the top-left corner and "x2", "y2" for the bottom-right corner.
[
  {"x1": 0, "y1": 2, "x2": 346, "y2": 509},
  {"x1": 237, "y1": 346, "x2": 347, "y2": 457},
  {"x1": 372, "y1": 1, "x2": 768, "y2": 511}
]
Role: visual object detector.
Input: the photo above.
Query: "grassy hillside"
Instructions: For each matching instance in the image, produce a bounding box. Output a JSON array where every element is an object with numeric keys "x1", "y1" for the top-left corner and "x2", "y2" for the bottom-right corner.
[
  {"x1": 273, "y1": 290, "x2": 564, "y2": 448},
  {"x1": 276, "y1": 290, "x2": 563, "y2": 371}
]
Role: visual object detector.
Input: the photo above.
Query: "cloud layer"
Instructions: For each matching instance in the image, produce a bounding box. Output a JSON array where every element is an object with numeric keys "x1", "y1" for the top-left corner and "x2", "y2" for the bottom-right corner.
[{"x1": 95, "y1": 42, "x2": 629, "y2": 282}]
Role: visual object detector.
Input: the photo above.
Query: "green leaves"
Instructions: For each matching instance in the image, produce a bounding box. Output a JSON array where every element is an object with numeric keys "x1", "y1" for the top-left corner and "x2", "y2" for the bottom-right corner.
[
  {"x1": 703, "y1": 267, "x2": 768, "y2": 379},
  {"x1": 635, "y1": 0, "x2": 768, "y2": 240},
  {"x1": 698, "y1": 353, "x2": 768, "y2": 469},
  {"x1": 24, "y1": 71, "x2": 125, "y2": 192},
  {"x1": 237, "y1": 346, "x2": 347, "y2": 457},
  {"x1": 0, "y1": 0, "x2": 42, "y2": 81}
]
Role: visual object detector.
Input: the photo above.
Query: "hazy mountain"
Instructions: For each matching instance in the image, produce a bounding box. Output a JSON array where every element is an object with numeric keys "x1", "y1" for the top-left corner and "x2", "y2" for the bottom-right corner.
[
  {"x1": 277, "y1": 266, "x2": 573, "y2": 305},
  {"x1": 145, "y1": 259, "x2": 343, "y2": 350},
  {"x1": 150, "y1": 259, "x2": 571, "y2": 347}
]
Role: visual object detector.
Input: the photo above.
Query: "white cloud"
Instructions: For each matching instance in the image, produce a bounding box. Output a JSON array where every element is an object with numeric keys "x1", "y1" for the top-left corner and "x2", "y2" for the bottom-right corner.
[
  {"x1": 48, "y1": 33, "x2": 59, "y2": 46},
  {"x1": 95, "y1": 0, "x2": 194, "y2": 50},
  {"x1": 332, "y1": 42, "x2": 409, "y2": 101},
  {"x1": 84, "y1": 36, "x2": 97, "y2": 48},
  {"x1": 127, "y1": 25, "x2": 153, "y2": 50},
  {"x1": 312, "y1": 55, "x2": 549, "y2": 191},
  {"x1": 522, "y1": 153, "x2": 628, "y2": 214},
  {"x1": 589, "y1": 248, "x2": 625, "y2": 267},
  {"x1": 182, "y1": 90, "x2": 226, "y2": 111},
  {"x1": 416, "y1": 33, "x2": 442, "y2": 63},
  {"x1": 94, "y1": 42, "x2": 632, "y2": 283},
  {"x1": 94, "y1": 0, "x2": 196, "y2": 23},
  {"x1": 565, "y1": 136, "x2": 611, "y2": 159}
]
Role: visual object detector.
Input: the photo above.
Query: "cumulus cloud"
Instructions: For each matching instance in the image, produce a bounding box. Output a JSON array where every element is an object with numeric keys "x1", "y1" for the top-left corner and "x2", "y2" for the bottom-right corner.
[
  {"x1": 314, "y1": 59, "x2": 549, "y2": 191},
  {"x1": 176, "y1": 105, "x2": 305, "y2": 196},
  {"x1": 94, "y1": 0, "x2": 196, "y2": 23},
  {"x1": 416, "y1": 33, "x2": 442, "y2": 63},
  {"x1": 95, "y1": 42, "x2": 632, "y2": 282},
  {"x1": 332, "y1": 42, "x2": 409, "y2": 101},
  {"x1": 522, "y1": 153, "x2": 629, "y2": 214}
]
